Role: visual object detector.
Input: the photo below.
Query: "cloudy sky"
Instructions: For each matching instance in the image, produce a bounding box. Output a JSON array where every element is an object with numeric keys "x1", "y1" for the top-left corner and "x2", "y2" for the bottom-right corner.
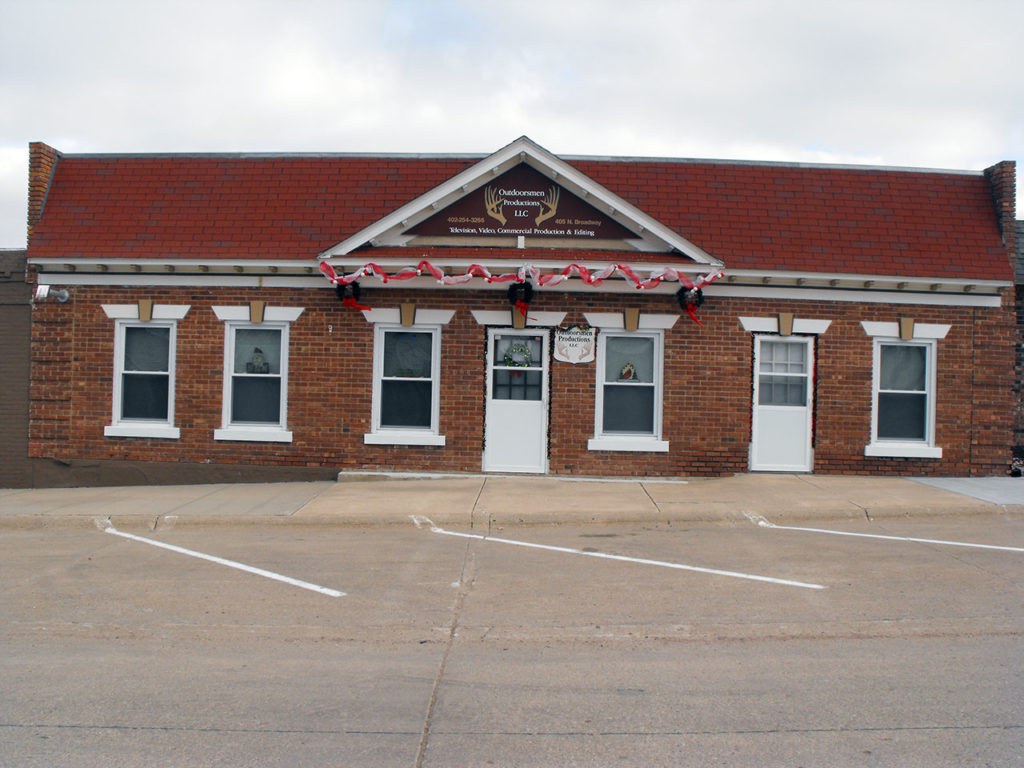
[{"x1": 1, "y1": 0, "x2": 1021, "y2": 249}]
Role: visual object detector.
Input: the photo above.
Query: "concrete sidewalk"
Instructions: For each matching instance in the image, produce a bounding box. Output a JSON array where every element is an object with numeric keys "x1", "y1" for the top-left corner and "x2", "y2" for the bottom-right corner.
[{"x1": 0, "y1": 473, "x2": 1022, "y2": 531}]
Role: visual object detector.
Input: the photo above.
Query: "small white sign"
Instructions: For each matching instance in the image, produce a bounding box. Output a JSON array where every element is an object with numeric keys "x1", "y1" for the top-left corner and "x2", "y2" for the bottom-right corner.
[{"x1": 554, "y1": 326, "x2": 596, "y2": 364}]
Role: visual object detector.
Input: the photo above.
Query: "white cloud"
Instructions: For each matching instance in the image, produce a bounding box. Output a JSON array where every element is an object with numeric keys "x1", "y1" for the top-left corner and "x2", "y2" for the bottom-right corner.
[{"x1": 1, "y1": 0, "x2": 1021, "y2": 247}]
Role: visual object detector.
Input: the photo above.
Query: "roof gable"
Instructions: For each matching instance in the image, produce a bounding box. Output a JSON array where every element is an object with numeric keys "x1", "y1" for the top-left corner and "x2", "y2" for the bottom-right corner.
[{"x1": 319, "y1": 136, "x2": 721, "y2": 266}]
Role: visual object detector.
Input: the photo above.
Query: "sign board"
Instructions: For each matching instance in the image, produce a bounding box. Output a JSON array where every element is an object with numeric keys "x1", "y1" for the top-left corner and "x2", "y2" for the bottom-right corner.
[
  {"x1": 554, "y1": 326, "x2": 596, "y2": 364},
  {"x1": 407, "y1": 164, "x2": 636, "y2": 241}
]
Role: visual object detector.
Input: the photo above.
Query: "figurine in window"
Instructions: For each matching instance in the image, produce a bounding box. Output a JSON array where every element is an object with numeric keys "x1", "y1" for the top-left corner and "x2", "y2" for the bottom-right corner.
[{"x1": 249, "y1": 347, "x2": 269, "y2": 374}]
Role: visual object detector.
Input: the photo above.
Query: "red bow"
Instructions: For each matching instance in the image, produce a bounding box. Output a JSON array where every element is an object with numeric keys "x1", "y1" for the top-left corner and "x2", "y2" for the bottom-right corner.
[{"x1": 342, "y1": 296, "x2": 372, "y2": 311}]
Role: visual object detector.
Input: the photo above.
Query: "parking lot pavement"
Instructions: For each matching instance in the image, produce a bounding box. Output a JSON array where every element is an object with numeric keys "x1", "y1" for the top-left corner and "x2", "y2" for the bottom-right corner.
[{"x1": 1, "y1": 514, "x2": 1021, "y2": 767}]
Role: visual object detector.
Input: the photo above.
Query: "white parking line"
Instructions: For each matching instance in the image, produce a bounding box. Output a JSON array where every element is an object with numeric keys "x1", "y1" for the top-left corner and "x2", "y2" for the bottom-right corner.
[
  {"x1": 101, "y1": 522, "x2": 345, "y2": 597},
  {"x1": 411, "y1": 516, "x2": 825, "y2": 590},
  {"x1": 745, "y1": 513, "x2": 1024, "y2": 553}
]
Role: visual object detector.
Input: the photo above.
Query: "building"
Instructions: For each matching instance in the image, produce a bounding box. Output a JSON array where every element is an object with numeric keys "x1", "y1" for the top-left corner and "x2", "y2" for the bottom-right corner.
[
  {"x1": 23, "y1": 137, "x2": 1017, "y2": 481},
  {"x1": 1014, "y1": 220, "x2": 1024, "y2": 472}
]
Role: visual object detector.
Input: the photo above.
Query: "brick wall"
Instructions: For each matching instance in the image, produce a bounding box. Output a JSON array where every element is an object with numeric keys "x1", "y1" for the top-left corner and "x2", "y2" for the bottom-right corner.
[
  {"x1": 1015, "y1": 284, "x2": 1024, "y2": 462},
  {"x1": 26, "y1": 283, "x2": 1015, "y2": 478}
]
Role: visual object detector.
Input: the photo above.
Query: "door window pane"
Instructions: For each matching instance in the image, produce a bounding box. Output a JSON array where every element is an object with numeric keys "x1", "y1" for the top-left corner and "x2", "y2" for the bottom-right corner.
[
  {"x1": 492, "y1": 369, "x2": 542, "y2": 401},
  {"x1": 494, "y1": 335, "x2": 543, "y2": 369},
  {"x1": 758, "y1": 375, "x2": 807, "y2": 406},
  {"x1": 760, "y1": 341, "x2": 806, "y2": 374}
]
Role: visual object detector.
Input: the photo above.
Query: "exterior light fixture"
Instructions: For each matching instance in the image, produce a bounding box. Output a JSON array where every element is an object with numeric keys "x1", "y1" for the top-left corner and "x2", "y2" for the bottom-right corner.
[{"x1": 34, "y1": 285, "x2": 69, "y2": 303}]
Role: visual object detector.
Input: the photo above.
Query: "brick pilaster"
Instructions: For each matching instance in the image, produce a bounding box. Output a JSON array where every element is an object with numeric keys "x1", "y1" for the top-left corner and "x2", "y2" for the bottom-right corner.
[
  {"x1": 27, "y1": 142, "x2": 60, "y2": 244},
  {"x1": 984, "y1": 161, "x2": 1017, "y2": 264}
]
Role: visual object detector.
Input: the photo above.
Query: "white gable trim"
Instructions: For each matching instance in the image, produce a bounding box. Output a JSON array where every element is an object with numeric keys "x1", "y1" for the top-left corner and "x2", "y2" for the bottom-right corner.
[{"x1": 319, "y1": 136, "x2": 722, "y2": 265}]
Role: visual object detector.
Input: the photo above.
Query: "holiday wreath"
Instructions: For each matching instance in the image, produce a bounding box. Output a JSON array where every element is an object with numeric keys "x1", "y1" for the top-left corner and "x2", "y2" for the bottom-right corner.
[{"x1": 503, "y1": 343, "x2": 532, "y2": 368}]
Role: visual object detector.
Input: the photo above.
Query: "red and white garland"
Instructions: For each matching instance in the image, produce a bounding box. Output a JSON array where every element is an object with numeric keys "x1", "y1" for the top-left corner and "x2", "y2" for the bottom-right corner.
[{"x1": 319, "y1": 259, "x2": 722, "y2": 292}]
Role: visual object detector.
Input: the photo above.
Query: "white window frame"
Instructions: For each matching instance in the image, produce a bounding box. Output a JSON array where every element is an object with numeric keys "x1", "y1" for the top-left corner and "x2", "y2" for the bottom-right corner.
[
  {"x1": 865, "y1": 337, "x2": 941, "y2": 459},
  {"x1": 213, "y1": 306, "x2": 302, "y2": 443},
  {"x1": 104, "y1": 320, "x2": 179, "y2": 439},
  {"x1": 587, "y1": 329, "x2": 668, "y2": 453},
  {"x1": 365, "y1": 323, "x2": 445, "y2": 446},
  {"x1": 102, "y1": 304, "x2": 189, "y2": 439}
]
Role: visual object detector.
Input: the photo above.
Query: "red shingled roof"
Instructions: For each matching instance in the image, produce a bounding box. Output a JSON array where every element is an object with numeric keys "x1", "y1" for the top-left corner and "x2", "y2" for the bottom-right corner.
[{"x1": 27, "y1": 151, "x2": 1012, "y2": 281}]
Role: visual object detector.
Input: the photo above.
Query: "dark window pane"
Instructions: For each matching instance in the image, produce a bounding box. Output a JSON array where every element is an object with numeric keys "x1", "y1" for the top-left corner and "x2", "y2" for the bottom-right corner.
[
  {"x1": 381, "y1": 380, "x2": 432, "y2": 428},
  {"x1": 878, "y1": 392, "x2": 926, "y2": 439},
  {"x1": 758, "y1": 375, "x2": 807, "y2": 406},
  {"x1": 124, "y1": 326, "x2": 169, "y2": 372},
  {"x1": 384, "y1": 332, "x2": 432, "y2": 378},
  {"x1": 880, "y1": 345, "x2": 925, "y2": 391},
  {"x1": 122, "y1": 373, "x2": 169, "y2": 419},
  {"x1": 603, "y1": 384, "x2": 654, "y2": 433},
  {"x1": 492, "y1": 369, "x2": 541, "y2": 401},
  {"x1": 231, "y1": 377, "x2": 281, "y2": 423}
]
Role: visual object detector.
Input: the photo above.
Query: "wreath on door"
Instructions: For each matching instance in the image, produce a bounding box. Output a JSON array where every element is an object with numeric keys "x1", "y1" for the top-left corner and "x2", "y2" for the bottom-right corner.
[{"x1": 504, "y1": 343, "x2": 532, "y2": 368}]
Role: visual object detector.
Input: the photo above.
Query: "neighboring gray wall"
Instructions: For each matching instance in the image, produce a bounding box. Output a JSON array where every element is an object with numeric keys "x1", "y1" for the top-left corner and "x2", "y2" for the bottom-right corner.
[{"x1": 0, "y1": 250, "x2": 33, "y2": 487}]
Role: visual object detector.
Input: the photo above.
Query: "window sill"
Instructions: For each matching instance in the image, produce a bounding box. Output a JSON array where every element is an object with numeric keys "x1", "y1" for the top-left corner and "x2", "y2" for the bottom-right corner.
[
  {"x1": 588, "y1": 437, "x2": 669, "y2": 453},
  {"x1": 105, "y1": 424, "x2": 181, "y2": 439},
  {"x1": 364, "y1": 431, "x2": 446, "y2": 447},
  {"x1": 864, "y1": 442, "x2": 942, "y2": 459},
  {"x1": 214, "y1": 427, "x2": 293, "y2": 443}
]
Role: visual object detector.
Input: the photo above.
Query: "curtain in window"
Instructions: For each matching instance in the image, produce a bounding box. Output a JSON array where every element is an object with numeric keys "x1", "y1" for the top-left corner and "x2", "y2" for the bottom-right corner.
[
  {"x1": 381, "y1": 331, "x2": 433, "y2": 428},
  {"x1": 878, "y1": 345, "x2": 927, "y2": 440},
  {"x1": 121, "y1": 326, "x2": 170, "y2": 420},
  {"x1": 602, "y1": 336, "x2": 655, "y2": 434},
  {"x1": 231, "y1": 328, "x2": 282, "y2": 424}
]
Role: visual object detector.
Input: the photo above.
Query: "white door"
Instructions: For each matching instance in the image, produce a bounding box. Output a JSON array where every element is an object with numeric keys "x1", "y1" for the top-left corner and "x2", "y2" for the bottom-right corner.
[
  {"x1": 483, "y1": 329, "x2": 549, "y2": 473},
  {"x1": 750, "y1": 336, "x2": 814, "y2": 472}
]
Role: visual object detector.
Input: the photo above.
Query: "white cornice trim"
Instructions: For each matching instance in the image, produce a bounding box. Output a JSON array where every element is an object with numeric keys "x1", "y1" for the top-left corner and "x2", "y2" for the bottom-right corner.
[
  {"x1": 361, "y1": 308, "x2": 456, "y2": 325},
  {"x1": 470, "y1": 310, "x2": 567, "y2": 327},
  {"x1": 101, "y1": 304, "x2": 190, "y2": 320},
  {"x1": 860, "y1": 321, "x2": 950, "y2": 339},
  {"x1": 739, "y1": 317, "x2": 832, "y2": 334},
  {"x1": 583, "y1": 312, "x2": 680, "y2": 330},
  {"x1": 212, "y1": 306, "x2": 305, "y2": 322},
  {"x1": 708, "y1": 283, "x2": 1003, "y2": 307}
]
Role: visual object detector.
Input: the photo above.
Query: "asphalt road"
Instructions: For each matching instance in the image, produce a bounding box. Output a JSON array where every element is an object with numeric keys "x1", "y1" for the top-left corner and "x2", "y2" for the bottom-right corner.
[{"x1": 1, "y1": 514, "x2": 1022, "y2": 767}]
